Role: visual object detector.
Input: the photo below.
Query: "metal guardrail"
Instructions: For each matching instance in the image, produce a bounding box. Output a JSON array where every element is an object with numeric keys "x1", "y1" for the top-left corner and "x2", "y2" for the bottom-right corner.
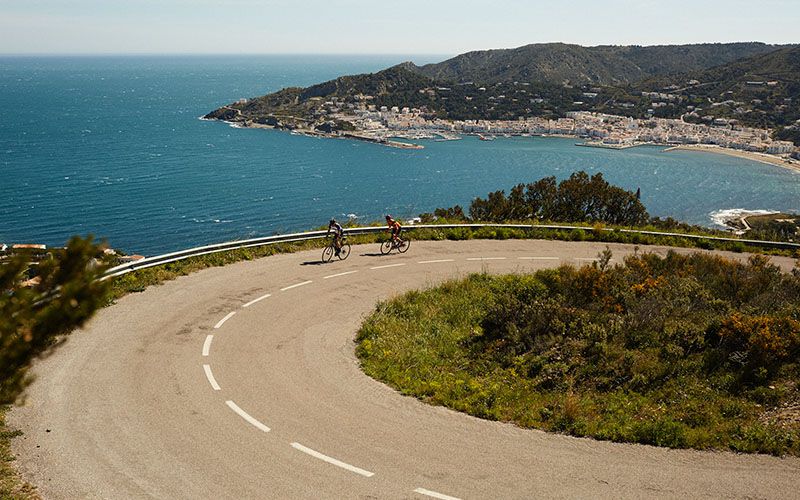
[{"x1": 102, "y1": 223, "x2": 800, "y2": 280}]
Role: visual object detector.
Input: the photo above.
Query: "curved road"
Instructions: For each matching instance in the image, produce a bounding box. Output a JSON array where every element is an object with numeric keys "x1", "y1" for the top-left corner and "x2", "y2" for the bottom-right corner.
[{"x1": 10, "y1": 240, "x2": 800, "y2": 499}]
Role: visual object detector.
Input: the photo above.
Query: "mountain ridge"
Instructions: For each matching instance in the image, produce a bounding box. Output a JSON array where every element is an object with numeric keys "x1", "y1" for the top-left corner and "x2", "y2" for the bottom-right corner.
[{"x1": 407, "y1": 42, "x2": 790, "y2": 85}]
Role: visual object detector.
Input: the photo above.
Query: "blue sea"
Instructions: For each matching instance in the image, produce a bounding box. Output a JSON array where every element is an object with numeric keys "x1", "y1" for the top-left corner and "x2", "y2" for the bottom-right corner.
[{"x1": 1, "y1": 55, "x2": 799, "y2": 255}]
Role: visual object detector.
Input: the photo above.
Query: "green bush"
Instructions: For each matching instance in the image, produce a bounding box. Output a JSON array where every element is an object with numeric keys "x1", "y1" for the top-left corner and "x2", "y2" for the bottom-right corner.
[{"x1": 356, "y1": 251, "x2": 800, "y2": 455}]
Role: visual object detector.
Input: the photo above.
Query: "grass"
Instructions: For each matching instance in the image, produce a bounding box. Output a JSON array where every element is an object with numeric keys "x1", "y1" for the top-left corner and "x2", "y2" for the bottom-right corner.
[
  {"x1": 356, "y1": 252, "x2": 800, "y2": 455},
  {"x1": 747, "y1": 213, "x2": 799, "y2": 225}
]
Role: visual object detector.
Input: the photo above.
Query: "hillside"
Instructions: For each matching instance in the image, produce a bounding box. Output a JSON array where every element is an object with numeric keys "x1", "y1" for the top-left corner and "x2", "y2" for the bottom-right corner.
[
  {"x1": 205, "y1": 42, "x2": 800, "y2": 145},
  {"x1": 204, "y1": 65, "x2": 438, "y2": 130},
  {"x1": 637, "y1": 46, "x2": 800, "y2": 135},
  {"x1": 408, "y1": 42, "x2": 786, "y2": 85}
]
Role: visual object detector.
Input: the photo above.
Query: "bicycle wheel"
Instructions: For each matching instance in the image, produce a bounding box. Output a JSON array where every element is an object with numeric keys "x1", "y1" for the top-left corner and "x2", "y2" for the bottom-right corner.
[
  {"x1": 397, "y1": 237, "x2": 410, "y2": 253},
  {"x1": 380, "y1": 240, "x2": 393, "y2": 255},
  {"x1": 322, "y1": 245, "x2": 335, "y2": 263},
  {"x1": 338, "y1": 243, "x2": 351, "y2": 260}
]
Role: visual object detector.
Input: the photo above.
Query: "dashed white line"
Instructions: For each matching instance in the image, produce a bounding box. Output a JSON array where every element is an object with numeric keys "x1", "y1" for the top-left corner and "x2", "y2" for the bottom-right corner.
[
  {"x1": 414, "y1": 487, "x2": 462, "y2": 500},
  {"x1": 242, "y1": 293, "x2": 271, "y2": 308},
  {"x1": 518, "y1": 256, "x2": 560, "y2": 260},
  {"x1": 203, "y1": 364, "x2": 221, "y2": 391},
  {"x1": 418, "y1": 259, "x2": 455, "y2": 264},
  {"x1": 202, "y1": 335, "x2": 214, "y2": 357},
  {"x1": 214, "y1": 311, "x2": 236, "y2": 329},
  {"x1": 466, "y1": 257, "x2": 507, "y2": 261},
  {"x1": 281, "y1": 280, "x2": 313, "y2": 291},
  {"x1": 370, "y1": 263, "x2": 406, "y2": 270},
  {"x1": 323, "y1": 270, "x2": 359, "y2": 279},
  {"x1": 225, "y1": 400, "x2": 271, "y2": 433},
  {"x1": 290, "y1": 442, "x2": 374, "y2": 477}
]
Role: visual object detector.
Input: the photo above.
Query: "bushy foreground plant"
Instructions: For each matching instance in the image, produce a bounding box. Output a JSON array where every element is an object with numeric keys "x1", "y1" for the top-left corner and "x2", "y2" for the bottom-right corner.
[{"x1": 1, "y1": 236, "x2": 109, "y2": 404}]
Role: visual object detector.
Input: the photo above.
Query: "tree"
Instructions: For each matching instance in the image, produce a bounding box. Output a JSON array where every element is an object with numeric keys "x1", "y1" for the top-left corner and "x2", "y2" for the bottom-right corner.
[
  {"x1": 1, "y1": 236, "x2": 110, "y2": 403},
  {"x1": 433, "y1": 205, "x2": 466, "y2": 221},
  {"x1": 525, "y1": 176, "x2": 558, "y2": 220},
  {"x1": 461, "y1": 171, "x2": 649, "y2": 225}
]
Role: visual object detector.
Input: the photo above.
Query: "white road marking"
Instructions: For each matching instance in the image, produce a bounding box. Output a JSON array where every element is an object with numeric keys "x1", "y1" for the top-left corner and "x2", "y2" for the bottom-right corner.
[
  {"x1": 214, "y1": 311, "x2": 236, "y2": 329},
  {"x1": 203, "y1": 364, "x2": 221, "y2": 391},
  {"x1": 290, "y1": 442, "x2": 374, "y2": 477},
  {"x1": 418, "y1": 259, "x2": 455, "y2": 264},
  {"x1": 518, "y1": 256, "x2": 560, "y2": 260},
  {"x1": 414, "y1": 487, "x2": 462, "y2": 500},
  {"x1": 242, "y1": 293, "x2": 271, "y2": 308},
  {"x1": 466, "y1": 257, "x2": 507, "y2": 261},
  {"x1": 323, "y1": 270, "x2": 359, "y2": 279},
  {"x1": 225, "y1": 400, "x2": 271, "y2": 433},
  {"x1": 280, "y1": 280, "x2": 313, "y2": 291},
  {"x1": 370, "y1": 263, "x2": 406, "y2": 270},
  {"x1": 202, "y1": 335, "x2": 213, "y2": 357}
]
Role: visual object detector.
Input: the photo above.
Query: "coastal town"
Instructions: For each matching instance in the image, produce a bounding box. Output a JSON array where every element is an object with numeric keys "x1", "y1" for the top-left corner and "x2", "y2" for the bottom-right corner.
[{"x1": 317, "y1": 101, "x2": 799, "y2": 166}]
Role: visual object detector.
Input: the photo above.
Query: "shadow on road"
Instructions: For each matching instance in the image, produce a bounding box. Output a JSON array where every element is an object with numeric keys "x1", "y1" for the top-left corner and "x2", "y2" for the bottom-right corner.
[
  {"x1": 359, "y1": 253, "x2": 387, "y2": 257},
  {"x1": 300, "y1": 260, "x2": 327, "y2": 266}
]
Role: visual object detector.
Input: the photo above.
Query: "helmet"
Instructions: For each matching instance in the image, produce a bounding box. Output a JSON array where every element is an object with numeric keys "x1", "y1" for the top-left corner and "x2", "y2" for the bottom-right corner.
[
  {"x1": 329, "y1": 218, "x2": 336, "y2": 225},
  {"x1": 385, "y1": 215, "x2": 392, "y2": 220}
]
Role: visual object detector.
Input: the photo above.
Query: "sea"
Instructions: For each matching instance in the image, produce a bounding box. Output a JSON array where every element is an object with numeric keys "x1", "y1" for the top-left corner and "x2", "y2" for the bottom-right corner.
[{"x1": 1, "y1": 55, "x2": 799, "y2": 256}]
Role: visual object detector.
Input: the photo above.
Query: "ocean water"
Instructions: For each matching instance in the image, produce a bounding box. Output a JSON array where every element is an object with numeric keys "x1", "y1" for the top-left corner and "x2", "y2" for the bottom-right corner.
[{"x1": 1, "y1": 55, "x2": 799, "y2": 255}]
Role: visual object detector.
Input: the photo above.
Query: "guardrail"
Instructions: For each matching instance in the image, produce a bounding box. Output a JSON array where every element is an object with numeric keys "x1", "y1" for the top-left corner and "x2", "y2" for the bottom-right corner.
[{"x1": 102, "y1": 223, "x2": 800, "y2": 280}]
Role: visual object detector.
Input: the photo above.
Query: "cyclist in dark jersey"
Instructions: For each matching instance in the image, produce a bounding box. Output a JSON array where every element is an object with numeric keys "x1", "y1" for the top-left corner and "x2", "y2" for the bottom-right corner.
[
  {"x1": 327, "y1": 218, "x2": 344, "y2": 255},
  {"x1": 385, "y1": 215, "x2": 402, "y2": 245}
]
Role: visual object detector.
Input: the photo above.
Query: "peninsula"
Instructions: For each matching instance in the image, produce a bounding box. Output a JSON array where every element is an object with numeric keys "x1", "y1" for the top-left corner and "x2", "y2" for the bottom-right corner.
[{"x1": 205, "y1": 42, "x2": 800, "y2": 164}]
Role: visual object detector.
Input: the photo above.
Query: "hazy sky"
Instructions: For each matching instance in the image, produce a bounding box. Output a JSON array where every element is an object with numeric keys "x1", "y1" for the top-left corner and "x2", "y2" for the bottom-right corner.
[{"x1": 2, "y1": 0, "x2": 798, "y2": 55}]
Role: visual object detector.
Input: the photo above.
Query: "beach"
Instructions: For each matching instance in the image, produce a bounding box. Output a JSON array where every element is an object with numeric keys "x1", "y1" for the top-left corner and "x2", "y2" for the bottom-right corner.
[{"x1": 665, "y1": 144, "x2": 800, "y2": 172}]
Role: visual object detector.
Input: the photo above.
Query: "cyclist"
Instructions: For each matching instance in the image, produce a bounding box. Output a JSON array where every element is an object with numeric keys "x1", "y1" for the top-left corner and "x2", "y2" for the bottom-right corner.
[
  {"x1": 385, "y1": 215, "x2": 403, "y2": 246},
  {"x1": 327, "y1": 218, "x2": 344, "y2": 255}
]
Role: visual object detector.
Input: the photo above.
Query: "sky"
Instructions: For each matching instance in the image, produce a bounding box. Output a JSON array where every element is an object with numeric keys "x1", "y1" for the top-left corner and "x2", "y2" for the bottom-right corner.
[{"x1": 1, "y1": 0, "x2": 798, "y2": 56}]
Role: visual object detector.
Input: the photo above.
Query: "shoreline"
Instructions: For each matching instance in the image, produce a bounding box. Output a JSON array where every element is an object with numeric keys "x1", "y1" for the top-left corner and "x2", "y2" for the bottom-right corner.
[
  {"x1": 207, "y1": 117, "x2": 800, "y2": 166},
  {"x1": 664, "y1": 144, "x2": 800, "y2": 172},
  {"x1": 221, "y1": 120, "x2": 425, "y2": 149}
]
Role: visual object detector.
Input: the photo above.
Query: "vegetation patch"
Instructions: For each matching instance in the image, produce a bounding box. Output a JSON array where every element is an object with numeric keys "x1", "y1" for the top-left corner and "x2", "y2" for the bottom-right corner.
[
  {"x1": 1, "y1": 407, "x2": 37, "y2": 499},
  {"x1": 745, "y1": 213, "x2": 800, "y2": 242},
  {"x1": 356, "y1": 250, "x2": 800, "y2": 455}
]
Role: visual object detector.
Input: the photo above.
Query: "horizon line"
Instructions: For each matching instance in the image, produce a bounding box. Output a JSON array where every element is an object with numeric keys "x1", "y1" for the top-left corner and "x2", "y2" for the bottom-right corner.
[
  {"x1": 1, "y1": 40, "x2": 797, "y2": 58},
  {"x1": 0, "y1": 52, "x2": 451, "y2": 57}
]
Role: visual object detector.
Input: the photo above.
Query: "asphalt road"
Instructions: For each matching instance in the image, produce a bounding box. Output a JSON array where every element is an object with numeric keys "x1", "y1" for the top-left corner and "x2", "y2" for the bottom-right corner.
[{"x1": 10, "y1": 240, "x2": 800, "y2": 499}]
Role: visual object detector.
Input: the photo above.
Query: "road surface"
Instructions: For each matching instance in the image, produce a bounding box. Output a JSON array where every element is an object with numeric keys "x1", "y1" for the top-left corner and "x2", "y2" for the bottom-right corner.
[{"x1": 10, "y1": 240, "x2": 800, "y2": 499}]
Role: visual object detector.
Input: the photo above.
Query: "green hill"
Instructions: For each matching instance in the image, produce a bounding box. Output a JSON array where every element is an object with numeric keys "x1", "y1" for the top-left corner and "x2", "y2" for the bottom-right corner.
[
  {"x1": 408, "y1": 42, "x2": 787, "y2": 85},
  {"x1": 204, "y1": 65, "x2": 437, "y2": 130}
]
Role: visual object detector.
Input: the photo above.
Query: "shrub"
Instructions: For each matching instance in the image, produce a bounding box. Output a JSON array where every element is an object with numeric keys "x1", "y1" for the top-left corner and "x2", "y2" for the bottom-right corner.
[{"x1": 357, "y1": 250, "x2": 800, "y2": 455}]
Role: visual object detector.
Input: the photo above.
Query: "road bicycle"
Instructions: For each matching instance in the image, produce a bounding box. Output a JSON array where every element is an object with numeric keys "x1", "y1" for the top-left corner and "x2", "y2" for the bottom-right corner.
[
  {"x1": 380, "y1": 234, "x2": 411, "y2": 255},
  {"x1": 322, "y1": 235, "x2": 351, "y2": 262}
]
